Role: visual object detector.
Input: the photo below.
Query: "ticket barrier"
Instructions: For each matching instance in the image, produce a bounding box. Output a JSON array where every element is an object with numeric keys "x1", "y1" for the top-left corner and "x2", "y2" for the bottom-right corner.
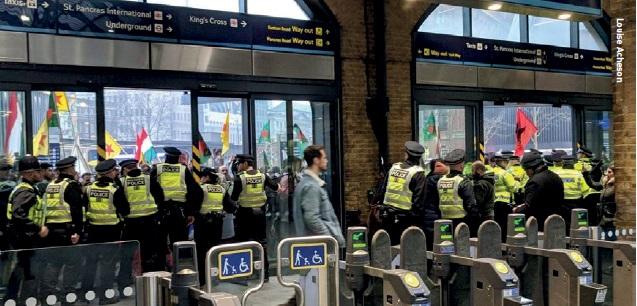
[
  {"x1": 502, "y1": 214, "x2": 607, "y2": 306},
  {"x1": 430, "y1": 220, "x2": 532, "y2": 306},
  {"x1": 343, "y1": 226, "x2": 431, "y2": 306},
  {"x1": 566, "y1": 209, "x2": 636, "y2": 306},
  {"x1": 276, "y1": 236, "x2": 340, "y2": 306}
]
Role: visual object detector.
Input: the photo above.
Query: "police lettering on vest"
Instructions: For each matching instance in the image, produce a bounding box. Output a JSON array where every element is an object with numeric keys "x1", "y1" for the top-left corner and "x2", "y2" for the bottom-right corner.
[
  {"x1": 157, "y1": 163, "x2": 187, "y2": 202},
  {"x1": 87, "y1": 183, "x2": 120, "y2": 225},
  {"x1": 437, "y1": 175, "x2": 466, "y2": 219},
  {"x1": 201, "y1": 184, "x2": 224, "y2": 214},
  {"x1": 44, "y1": 179, "x2": 72, "y2": 223},
  {"x1": 383, "y1": 163, "x2": 423, "y2": 211},
  {"x1": 238, "y1": 172, "x2": 267, "y2": 208},
  {"x1": 122, "y1": 175, "x2": 158, "y2": 218}
]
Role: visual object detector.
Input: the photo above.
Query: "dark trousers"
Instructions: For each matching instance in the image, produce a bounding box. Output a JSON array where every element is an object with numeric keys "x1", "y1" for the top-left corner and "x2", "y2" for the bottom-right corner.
[
  {"x1": 378, "y1": 207, "x2": 418, "y2": 245},
  {"x1": 494, "y1": 201, "x2": 512, "y2": 241},
  {"x1": 194, "y1": 212, "x2": 224, "y2": 285},
  {"x1": 6, "y1": 235, "x2": 43, "y2": 303},
  {"x1": 40, "y1": 223, "x2": 81, "y2": 299},
  {"x1": 161, "y1": 204, "x2": 188, "y2": 249},
  {"x1": 236, "y1": 206, "x2": 269, "y2": 277},
  {"x1": 121, "y1": 214, "x2": 164, "y2": 273},
  {"x1": 82, "y1": 224, "x2": 122, "y2": 301}
]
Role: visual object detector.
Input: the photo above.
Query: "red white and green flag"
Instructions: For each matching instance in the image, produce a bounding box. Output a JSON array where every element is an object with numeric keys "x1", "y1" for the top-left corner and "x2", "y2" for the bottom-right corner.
[{"x1": 258, "y1": 120, "x2": 271, "y2": 144}]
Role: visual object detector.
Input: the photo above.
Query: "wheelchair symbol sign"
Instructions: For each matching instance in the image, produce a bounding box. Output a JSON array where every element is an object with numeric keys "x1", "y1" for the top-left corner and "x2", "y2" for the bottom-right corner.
[
  {"x1": 290, "y1": 243, "x2": 327, "y2": 270},
  {"x1": 218, "y1": 249, "x2": 253, "y2": 280}
]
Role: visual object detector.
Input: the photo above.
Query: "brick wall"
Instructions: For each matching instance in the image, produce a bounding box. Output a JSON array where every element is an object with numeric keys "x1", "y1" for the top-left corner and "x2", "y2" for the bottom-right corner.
[{"x1": 608, "y1": 0, "x2": 636, "y2": 229}]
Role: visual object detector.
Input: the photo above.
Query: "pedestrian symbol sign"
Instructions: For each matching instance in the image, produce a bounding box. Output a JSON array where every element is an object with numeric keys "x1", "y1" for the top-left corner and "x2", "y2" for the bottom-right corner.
[
  {"x1": 290, "y1": 243, "x2": 327, "y2": 270},
  {"x1": 218, "y1": 249, "x2": 253, "y2": 280}
]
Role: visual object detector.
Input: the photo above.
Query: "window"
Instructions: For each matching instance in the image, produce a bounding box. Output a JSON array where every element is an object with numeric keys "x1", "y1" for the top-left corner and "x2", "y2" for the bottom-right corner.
[
  {"x1": 104, "y1": 88, "x2": 192, "y2": 164},
  {"x1": 255, "y1": 100, "x2": 287, "y2": 173},
  {"x1": 528, "y1": 16, "x2": 570, "y2": 47},
  {"x1": 472, "y1": 9, "x2": 520, "y2": 42},
  {"x1": 584, "y1": 111, "x2": 613, "y2": 162},
  {"x1": 147, "y1": 0, "x2": 239, "y2": 12},
  {"x1": 418, "y1": 4, "x2": 464, "y2": 36},
  {"x1": 31, "y1": 91, "x2": 96, "y2": 174},
  {"x1": 248, "y1": 0, "x2": 310, "y2": 20},
  {"x1": 579, "y1": 22, "x2": 608, "y2": 52},
  {"x1": 483, "y1": 102, "x2": 573, "y2": 154},
  {"x1": 0, "y1": 91, "x2": 26, "y2": 162},
  {"x1": 197, "y1": 97, "x2": 245, "y2": 168},
  {"x1": 418, "y1": 105, "x2": 466, "y2": 160}
]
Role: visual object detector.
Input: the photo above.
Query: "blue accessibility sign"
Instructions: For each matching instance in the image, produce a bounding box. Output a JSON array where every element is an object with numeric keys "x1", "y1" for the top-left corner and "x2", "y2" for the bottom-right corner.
[
  {"x1": 218, "y1": 249, "x2": 253, "y2": 280},
  {"x1": 290, "y1": 243, "x2": 327, "y2": 270}
]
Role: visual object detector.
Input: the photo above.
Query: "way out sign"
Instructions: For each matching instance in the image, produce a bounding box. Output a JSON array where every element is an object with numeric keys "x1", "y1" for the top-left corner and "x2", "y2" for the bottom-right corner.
[
  {"x1": 218, "y1": 249, "x2": 253, "y2": 280},
  {"x1": 290, "y1": 242, "x2": 327, "y2": 270}
]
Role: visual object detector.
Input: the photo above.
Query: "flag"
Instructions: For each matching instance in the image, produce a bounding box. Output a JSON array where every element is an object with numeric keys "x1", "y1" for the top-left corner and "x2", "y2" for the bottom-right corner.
[
  {"x1": 422, "y1": 112, "x2": 437, "y2": 141},
  {"x1": 54, "y1": 92, "x2": 69, "y2": 112},
  {"x1": 258, "y1": 120, "x2": 271, "y2": 144},
  {"x1": 195, "y1": 131, "x2": 212, "y2": 164},
  {"x1": 104, "y1": 131, "x2": 122, "y2": 159},
  {"x1": 135, "y1": 128, "x2": 157, "y2": 164},
  {"x1": 514, "y1": 108, "x2": 538, "y2": 156},
  {"x1": 221, "y1": 112, "x2": 230, "y2": 155},
  {"x1": 33, "y1": 118, "x2": 49, "y2": 156},
  {"x1": 293, "y1": 123, "x2": 309, "y2": 153},
  {"x1": 262, "y1": 151, "x2": 270, "y2": 169},
  {"x1": 5, "y1": 92, "x2": 23, "y2": 155},
  {"x1": 47, "y1": 93, "x2": 59, "y2": 128}
]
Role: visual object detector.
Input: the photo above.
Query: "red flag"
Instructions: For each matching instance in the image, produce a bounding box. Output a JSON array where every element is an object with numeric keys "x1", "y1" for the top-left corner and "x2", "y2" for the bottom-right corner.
[
  {"x1": 5, "y1": 92, "x2": 22, "y2": 155},
  {"x1": 514, "y1": 108, "x2": 538, "y2": 156}
]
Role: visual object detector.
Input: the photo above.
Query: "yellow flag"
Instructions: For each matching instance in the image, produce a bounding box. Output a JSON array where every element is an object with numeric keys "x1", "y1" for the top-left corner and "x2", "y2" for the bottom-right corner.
[
  {"x1": 54, "y1": 92, "x2": 69, "y2": 112},
  {"x1": 105, "y1": 131, "x2": 122, "y2": 159},
  {"x1": 221, "y1": 112, "x2": 230, "y2": 155},
  {"x1": 33, "y1": 118, "x2": 49, "y2": 156}
]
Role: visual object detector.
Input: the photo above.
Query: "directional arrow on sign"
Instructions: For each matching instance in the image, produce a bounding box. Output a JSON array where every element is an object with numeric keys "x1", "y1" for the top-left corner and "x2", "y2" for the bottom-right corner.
[
  {"x1": 326, "y1": 29, "x2": 330, "y2": 35},
  {"x1": 166, "y1": 14, "x2": 173, "y2": 20},
  {"x1": 167, "y1": 27, "x2": 173, "y2": 32},
  {"x1": 41, "y1": 1, "x2": 49, "y2": 8},
  {"x1": 326, "y1": 41, "x2": 331, "y2": 46},
  {"x1": 241, "y1": 20, "x2": 247, "y2": 27},
  {"x1": 417, "y1": 49, "x2": 422, "y2": 54}
]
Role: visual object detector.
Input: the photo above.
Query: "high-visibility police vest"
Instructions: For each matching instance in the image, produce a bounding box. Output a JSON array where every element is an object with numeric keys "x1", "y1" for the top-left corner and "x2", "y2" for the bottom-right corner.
[
  {"x1": 157, "y1": 163, "x2": 187, "y2": 203},
  {"x1": 574, "y1": 158, "x2": 592, "y2": 173},
  {"x1": 121, "y1": 175, "x2": 158, "y2": 218},
  {"x1": 437, "y1": 175, "x2": 466, "y2": 219},
  {"x1": 7, "y1": 182, "x2": 45, "y2": 226},
  {"x1": 493, "y1": 167, "x2": 514, "y2": 203},
  {"x1": 238, "y1": 171, "x2": 267, "y2": 208},
  {"x1": 383, "y1": 163, "x2": 424, "y2": 211},
  {"x1": 554, "y1": 168, "x2": 588, "y2": 200},
  {"x1": 86, "y1": 183, "x2": 120, "y2": 225},
  {"x1": 201, "y1": 183, "x2": 225, "y2": 214},
  {"x1": 44, "y1": 178, "x2": 73, "y2": 223}
]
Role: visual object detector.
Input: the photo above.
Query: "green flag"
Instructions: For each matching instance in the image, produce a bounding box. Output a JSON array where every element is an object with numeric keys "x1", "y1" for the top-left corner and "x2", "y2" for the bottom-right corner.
[
  {"x1": 293, "y1": 123, "x2": 309, "y2": 153},
  {"x1": 47, "y1": 93, "x2": 59, "y2": 128},
  {"x1": 258, "y1": 120, "x2": 271, "y2": 144},
  {"x1": 422, "y1": 112, "x2": 436, "y2": 141},
  {"x1": 262, "y1": 151, "x2": 270, "y2": 169}
]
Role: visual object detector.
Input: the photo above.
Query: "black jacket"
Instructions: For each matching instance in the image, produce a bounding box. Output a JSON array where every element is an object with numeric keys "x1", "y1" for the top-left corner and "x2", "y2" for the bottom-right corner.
[
  {"x1": 150, "y1": 162, "x2": 203, "y2": 216},
  {"x1": 446, "y1": 170, "x2": 476, "y2": 216},
  {"x1": 472, "y1": 173, "x2": 495, "y2": 219},
  {"x1": 50, "y1": 174, "x2": 86, "y2": 233},
  {"x1": 380, "y1": 160, "x2": 428, "y2": 218},
  {"x1": 89, "y1": 176, "x2": 131, "y2": 220},
  {"x1": 124, "y1": 169, "x2": 166, "y2": 211},
  {"x1": 422, "y1": 173, "x2": 442, "y2": 226},
  {"x1": 523, "y1": 167, "x2": 564, "y2": 231},
  {"x1": 9, "y1": 178, "x2": 42, "y2": 240}
]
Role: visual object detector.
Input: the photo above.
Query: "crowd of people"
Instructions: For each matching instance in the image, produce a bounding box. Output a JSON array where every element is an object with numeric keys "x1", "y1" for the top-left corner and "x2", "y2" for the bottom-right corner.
[{"x1": 371, "y1": 141, "x2": 616, "y2": 249}]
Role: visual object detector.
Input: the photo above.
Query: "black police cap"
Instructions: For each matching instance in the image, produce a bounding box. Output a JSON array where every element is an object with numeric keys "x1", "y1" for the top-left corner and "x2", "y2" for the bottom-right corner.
[
  {"x1": 577, "y1": 146, "x2": 593, "y2": 157},
  {"x1": 55, "y1": 156, "x2": 77, "y2": 169},
  {"x1": 95, "y1": 159, "x2": 117, "y2": 174},
  {"x1": 521, "y1": 152, "x2": 544, "y2": 169},
  {"x1": 18, "y1": 156, "x2": 40, "y2": 172},
  {"x1": 201, "y1": 167, "x2": 215, "y2": 178},
  {"x1": 443, "y1": 149, "x2": 465, "y2": 165},
  {"x1": 40, "y1": 162, "x2": 53, "y2": 170},
  {"x1": 550, "y1": 151, "x2": 564, "y2": 162},
  {"x1": 236, "y1": 154, "x2": 254, "y2": 162},
  {"x1": 119, "y1": 159, "x2": 138, "y2": 168},
  {"x1": 529, "y1": 148, "x2": 542, "y2": 155},
  {"x1": 404, "y1": 141, "x2": 424, "y2": 157},
  {"x1": 501, "y1": 151, "x2": 514, "y2": 157},
  {"x1": 163, "y1": 147, "x2": 182, "y2": 157}
]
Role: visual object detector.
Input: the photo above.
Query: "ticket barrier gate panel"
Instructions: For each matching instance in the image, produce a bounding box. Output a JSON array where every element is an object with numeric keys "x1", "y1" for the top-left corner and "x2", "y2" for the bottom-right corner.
[
  {"x1": 503, "y1": 214, "x2": 607, "y2": 306},
  {"x1": 567, "y1": 209, "x2": 636, "y2": 306},
  {"x1": 1, "y1": 241, "x2": 140, "y2": 306},
  {"x1": 277, "y1": 235, "x2": 339, "y2": 306}
]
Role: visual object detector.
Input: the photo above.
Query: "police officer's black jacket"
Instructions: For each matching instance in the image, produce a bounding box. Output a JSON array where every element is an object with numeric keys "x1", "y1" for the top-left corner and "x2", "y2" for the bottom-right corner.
[
  {"x1": 125, "y1": 168, "x2": 166, "y2": 211},
  {"x1": 10, "y1": 177, "x2": 42, "y2": 238},
  {"x1": 150, "y1": 158, "x2": 203, "y2": 216},
  {"x1": 472, "y1": 173, "x2": 495, "y2": 218},
  {"x1": 422, "y1": 173, "x2": 442, "y2": 226},
  {"x1": 381, "y1": 160, "x2": 428, "y2": 218},
  {"x1": 230, "y1": 169, "x2": 279, "y2": 203},
  {"x1": 91, "y1": 176, "x2": 130, "y2": 219},
  {"x1": 523, "y1": 167, "x2": 564, "y2": 231},
  {"x1": 52, "y1": 173, "x2": 86, "y2": 233},
  {"x1": 446, "y1": 169, "x2": 477, "y2": 216}
]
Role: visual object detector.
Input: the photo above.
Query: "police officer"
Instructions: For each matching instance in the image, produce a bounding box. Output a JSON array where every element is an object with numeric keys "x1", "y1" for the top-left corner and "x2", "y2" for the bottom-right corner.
[
  {"x1": 231, "y1": 154, "x2": 279, "y2": 279},
  {"x1": 492, "y1": 153, "x2": 519, "y2": 240},
  {"x1": 437, "y1": 149, "x2": 476, "y2": 229},
  {"x1": 575, "y1": 146, "x2": 594, "y2": 173},
  {"x1": 84, "y1": 159, "x2": 130, "y2": 305},
  {"x1": 507, "y1": 155, "x2": 527, "y2": 205},
  {"x1": 380, "y1": 141, "x2": 427, "y2": 244},
  {"x1": 40, "y1": 157, "x2": 84, "y2": 301},
  {"x1": 196, "y1": 168, "x2": 234, "y2": 284},
  {"x1": 512, "y1": 152, "x2": 564, "y2": 231},
  {"x1": 0, "y1": 159, "x2": 16, "y2": 250},
  {"x1": 556, "y1": 156, "x2": 591, "y2": 229},
  {"x1": 152, "y1": 147, "x2": 202, "y2": 248},
  {"x1": 119, "y1": 159, "x2": 165, "y2": 272},
  {"x1": 6, "y1": 156, "x2": 48, "y2": 303}
]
